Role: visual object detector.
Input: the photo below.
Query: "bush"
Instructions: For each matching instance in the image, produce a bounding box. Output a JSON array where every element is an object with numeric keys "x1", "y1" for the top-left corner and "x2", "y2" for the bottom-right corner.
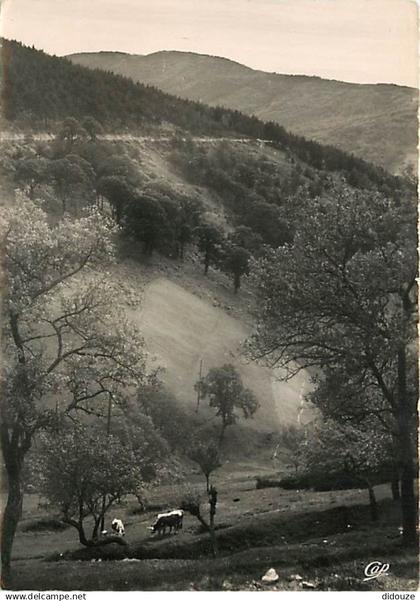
[
  {"x1": 255, "y1": 477, "x2": 282, "y2": 489},
  {"x1": 278, "y1": 469, "x2": 394, "y2": 492}
]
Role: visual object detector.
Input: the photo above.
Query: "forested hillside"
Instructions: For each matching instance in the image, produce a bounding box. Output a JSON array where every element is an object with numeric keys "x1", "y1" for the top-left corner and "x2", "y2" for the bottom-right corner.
[
  {"x1": 1, "y1": 39, "x2": 411, "y2": 197},
  {"x1": 68, "y1": 50, "x2": 418, "y2": 174}
]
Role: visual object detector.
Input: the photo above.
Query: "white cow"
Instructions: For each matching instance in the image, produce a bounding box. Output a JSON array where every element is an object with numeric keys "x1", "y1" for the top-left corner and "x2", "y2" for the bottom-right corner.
[{"x1": 111, "y1": 518, "x2": 125, "y2": 536}]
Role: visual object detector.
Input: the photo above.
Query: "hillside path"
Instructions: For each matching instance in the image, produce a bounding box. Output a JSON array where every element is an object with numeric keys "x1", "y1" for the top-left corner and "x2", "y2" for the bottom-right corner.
[{"x1": 0, "y1": 132, "x2": 273, "y2": 145}]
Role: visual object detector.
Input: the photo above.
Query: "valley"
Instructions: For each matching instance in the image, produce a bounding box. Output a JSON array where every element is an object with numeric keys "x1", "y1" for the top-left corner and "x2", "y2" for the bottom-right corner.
[{"x1": 0, "y1": 38, "x2": 417, "y2": 592}]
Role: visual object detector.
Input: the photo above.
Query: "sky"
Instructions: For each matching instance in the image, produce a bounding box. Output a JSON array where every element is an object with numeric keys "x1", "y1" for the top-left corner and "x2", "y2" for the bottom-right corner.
[{"x1": 0, "y1": 0, "x2": 418, "y2": 87}]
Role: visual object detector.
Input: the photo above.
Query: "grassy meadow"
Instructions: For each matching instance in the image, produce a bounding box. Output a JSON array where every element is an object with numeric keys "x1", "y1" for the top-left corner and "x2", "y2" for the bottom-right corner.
[{"x1": 5, "y1": 459, "x2": 418, "y2": 591}]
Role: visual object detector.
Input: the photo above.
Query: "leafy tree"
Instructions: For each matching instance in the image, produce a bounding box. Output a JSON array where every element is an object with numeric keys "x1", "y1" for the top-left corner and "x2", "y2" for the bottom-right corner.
[
  {"x1": 196, "y1": 365, "x2": 259, "y2": 443},
  {"x1": 195, "y1": 223, "x2": 224, "y2": 275},
  {"x1": 247, "y1": 185, "x2": 418, "y2": 545},
  {"x1": 175, "y1": 196, "x2": 203, "y2": 259},
  {"x1": 308, "y1": 366, "x2": 408, "y2": 500},
  {"x1": 149, "y1": 192, "x2": 203, "y2": 259},
  {"x1": 300, "y1": 420, "x2": 394, "y2": 521},
  {"x1": 177, "y1": 222, "x2": 194, "y2": 259},
  {"x1": 48, "y1": 157, "x2": 95, "y2": 213},
  {"x1": 273, "y1": 424, "x2": 306, "y2": 474},
  {"x1": 97, "y1": 154, "x2": 141, "y2": 188},
  {"x1": 155, "y1": 195, "x2": 182, "y2": 256},
  {"x1": 139, "y1": 386, "x2": 201, "y2": 453},
  {"x1": 14, "y1": 157, "x2": 49, "y2": 200},
  {"x1": 189, "y1": 441, "x2": 222, "y2": 492},
  {"x1": 123, "y1": 194, "x2": 169, "y2": 255},
  {"x1": 38, "y1": 425, "x2": 141, "y2": 546},
  {"x1": 82, "y1": 116, "x2": 104, "y2": 142},
  {"x1": 243, "y1": 201, "x2": 292, "y2": 248},
  {"x1": 116, "y1": 397, "x2": 169, "y2": 483},
  {"x1": 222, "y1": 245, "x2": 250, "y2": 293},
  {"x1": 58, "y1": 117, "x2": 87, "y2": 148},
  {"x1": 96, "y1": 175, "x2": 135, "y2": 223},
  {"x1": 0, "y1": 197, "x2": 152, "y2": 580},
  {"x1": 66, "y1": 154, "x2": 96, "y2": 202},
  {"x1": 228, "y1": 226, "x2": 263, "y2": 254}
]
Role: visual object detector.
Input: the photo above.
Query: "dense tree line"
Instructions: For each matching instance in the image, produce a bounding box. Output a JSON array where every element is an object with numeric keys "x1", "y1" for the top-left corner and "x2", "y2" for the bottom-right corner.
[
  {"x1": 169, "y1": 138, "x2": 415, "y2": 260},
  {"x1": 2, "y1": 39, "x2": 413, "y2": 197},
  {"x1": 170, "y1": 141, "x2": 301, "y2": 249},
  {"x1": 12, "y1": 124, "x2": 255, "y2": 291}
]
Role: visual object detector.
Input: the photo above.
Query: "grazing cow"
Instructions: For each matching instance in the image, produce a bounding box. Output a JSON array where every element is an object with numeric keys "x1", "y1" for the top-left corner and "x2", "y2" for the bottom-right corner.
[
  {"x1": 149, "y1": 510, "x2": 183, "y2": 536},
  {"x1": 111, "y1": 518, "x2": 125, "y2": 536}
]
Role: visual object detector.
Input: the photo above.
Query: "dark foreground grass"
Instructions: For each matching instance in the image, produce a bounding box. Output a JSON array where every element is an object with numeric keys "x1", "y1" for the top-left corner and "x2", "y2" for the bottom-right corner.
[
  {"x1": 8, "y1": 499, "x2": 419, "y2": 591},
  {"x1": 9, "y1": 535, "x2": 418, "y2": 591},
  {"x1": 54, "y1": 498, "x2": 402, "y2": 561}
]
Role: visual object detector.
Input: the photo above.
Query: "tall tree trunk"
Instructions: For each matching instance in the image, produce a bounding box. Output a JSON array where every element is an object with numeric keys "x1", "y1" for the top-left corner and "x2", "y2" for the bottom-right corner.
[
  {"x1": 1, "y1": 466, "x2": 23, "y2": 587},
  {"x1": 204, "y1": 251, "x2": 210, "y2": 275},
  {"x1": 92, "y1": 516, "x2": 102, "y2": 541},
  {"x1": 99, "y1": 494, "x2": 107, "y2": 534},
  {"x1": 76, "y1": 498, "x2": 90, "y2": 546},
  {"x1": 233, "y1": 272, "x2": 241, "y2": 294},
  {"x1": 115, "y1": 202, "x2": 122, "y2": 224},
  {"x1": 205, "y1": 474, "x2": 210, "y2": 494},
  {"x1": 397, "y1": 346, "x2": 418, "y2": 546},
  {"x1": 219, "y1": 422, "x2": 227, "y2": 446},
  {"x1": 390, "y1": 476, "x2": 400, "y2": 501},
  {"x1": 0, "y1": 422, "x2": 32, "y2": 587},
  {"x1": 77, "y1": 523, "x2": 90, "y2": 546},
  {"x1": 2, "y1": 312, "x2": 33, "y2": 585},
  {"x1": 208, "y1": 486, "x2": 218, "y2": 558},
  {"x1": 367, "y1": 483, "x2": 378, "y2": 522}
]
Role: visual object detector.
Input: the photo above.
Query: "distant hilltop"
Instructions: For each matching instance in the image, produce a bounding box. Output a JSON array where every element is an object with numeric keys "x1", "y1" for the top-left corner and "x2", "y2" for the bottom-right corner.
[{"x1": 68, "y1": 50, "x2": 418, "y2": 175}]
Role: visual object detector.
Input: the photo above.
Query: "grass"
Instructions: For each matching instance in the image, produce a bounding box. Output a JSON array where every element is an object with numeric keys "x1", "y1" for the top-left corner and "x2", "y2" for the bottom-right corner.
[
  {"x1": 21, "y1": 518, "x2": 70, "y2": 533},
  {"x1": 8, "y1": 534, "x2": 419, "y2": 591},
  {"x1": 4, "y1": 462, "x2": 419, "y2": 591}
]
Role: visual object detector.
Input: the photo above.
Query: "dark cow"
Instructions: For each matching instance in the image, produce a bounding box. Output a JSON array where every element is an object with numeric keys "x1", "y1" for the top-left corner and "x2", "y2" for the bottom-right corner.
[{"x1": 149, "y1": 510, "x2": 183, "y2": 536}]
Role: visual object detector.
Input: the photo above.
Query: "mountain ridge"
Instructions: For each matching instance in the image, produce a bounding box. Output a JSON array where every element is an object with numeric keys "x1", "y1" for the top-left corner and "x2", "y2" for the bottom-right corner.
[
  {"x1": 68, "y1": 49, "x2": 416, "y2": 89},
  {"x1": 68, "y1": 50, "x2": 418, "y2": 174},
  {"x1": 6, "y1": 38, "x2": 406, "y2": 198}
]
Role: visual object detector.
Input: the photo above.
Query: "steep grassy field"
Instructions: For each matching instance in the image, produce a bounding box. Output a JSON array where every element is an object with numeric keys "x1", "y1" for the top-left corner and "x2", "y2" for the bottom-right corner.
[
  {"x1": 68, "y1": 50, "x2": 418, "y2": 174},
  {"x1": 115, "y1": 255, "x2": 311, "y2": 432}
]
